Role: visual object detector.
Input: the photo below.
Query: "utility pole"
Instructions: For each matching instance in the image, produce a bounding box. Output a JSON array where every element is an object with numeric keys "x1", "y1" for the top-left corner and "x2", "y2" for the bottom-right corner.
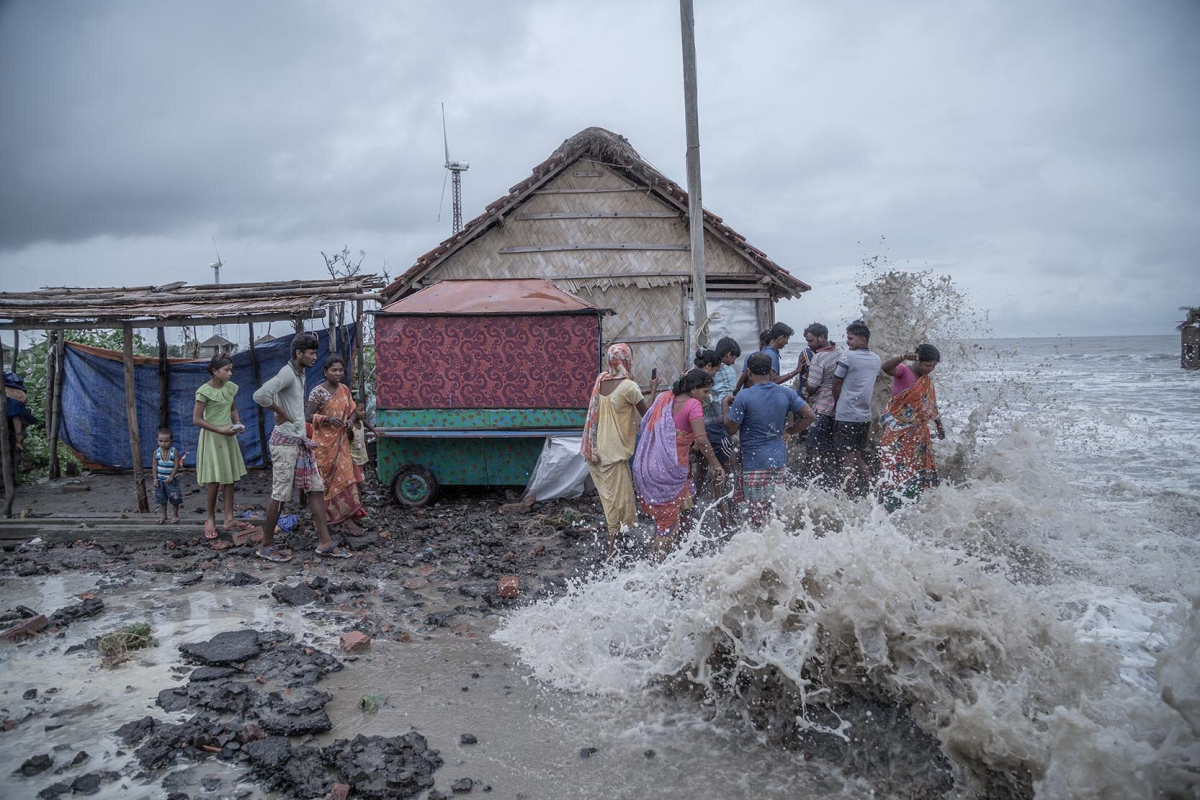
[{"x1": 680, "y1": 0, "x2": 709, "y2": 349}]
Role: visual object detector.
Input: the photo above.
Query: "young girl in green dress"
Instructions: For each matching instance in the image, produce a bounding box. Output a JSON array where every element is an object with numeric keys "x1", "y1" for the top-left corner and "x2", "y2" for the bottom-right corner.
[{"x1": 192, "y1": 354, "x2": 251, "y2": 540}]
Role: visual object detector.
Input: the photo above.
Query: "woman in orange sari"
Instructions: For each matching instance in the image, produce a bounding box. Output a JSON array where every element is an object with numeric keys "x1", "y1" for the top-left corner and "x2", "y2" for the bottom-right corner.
[
  {"x1": 305, "y1": 356, "x2": 367, "y2": 533},
  {"x1": 878, "y1": 344, "x2": 946, "y2": 512}
]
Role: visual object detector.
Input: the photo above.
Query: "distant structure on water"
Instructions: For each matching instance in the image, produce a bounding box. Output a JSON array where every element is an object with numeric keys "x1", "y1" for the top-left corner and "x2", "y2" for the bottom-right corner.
[{"x1": 1180, "y1": 305, "x2": 1200, "y2": 370}]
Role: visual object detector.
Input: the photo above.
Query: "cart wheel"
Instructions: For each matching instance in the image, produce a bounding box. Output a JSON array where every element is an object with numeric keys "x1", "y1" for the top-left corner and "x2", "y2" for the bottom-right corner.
[{"x1": 392, "y1": 465, "x2": 438, "y2": 507}]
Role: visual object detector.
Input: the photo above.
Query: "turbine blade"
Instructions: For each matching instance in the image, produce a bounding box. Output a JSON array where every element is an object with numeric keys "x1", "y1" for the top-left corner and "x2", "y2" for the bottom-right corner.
[
  {"x1": 441, "y1": 102, "x2": 450, "y2": 164},
  {"x1": 438, "y1": 169, "x2": 449, "y2": 222},
  {"x1": 211, "y1": 236, "x2": 222, "y2": 265}
]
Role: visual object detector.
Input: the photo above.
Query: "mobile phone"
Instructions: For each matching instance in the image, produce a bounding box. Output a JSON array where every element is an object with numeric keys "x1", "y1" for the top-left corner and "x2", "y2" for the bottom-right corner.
[{"x1": 651, "y1": 368, "x2": 657, "y2": 379}]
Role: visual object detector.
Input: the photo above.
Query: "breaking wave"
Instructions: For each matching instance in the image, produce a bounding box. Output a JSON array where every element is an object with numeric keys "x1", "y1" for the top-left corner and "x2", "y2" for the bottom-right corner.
[{"x1": 495, "y1": 270, "x2": 1200, "y2": 798}]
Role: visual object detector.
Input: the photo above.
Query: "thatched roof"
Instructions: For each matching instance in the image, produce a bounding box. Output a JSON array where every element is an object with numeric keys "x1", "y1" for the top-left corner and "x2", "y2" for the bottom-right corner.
[{"x1": 382, "y1": 127, "x2": 809, "y2": 300}]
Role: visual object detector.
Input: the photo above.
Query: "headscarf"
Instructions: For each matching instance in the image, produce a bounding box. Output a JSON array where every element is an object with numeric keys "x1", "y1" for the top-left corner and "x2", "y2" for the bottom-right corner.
[{"x1": 581, "y1": 343, "x2": 634, "y2": 463}]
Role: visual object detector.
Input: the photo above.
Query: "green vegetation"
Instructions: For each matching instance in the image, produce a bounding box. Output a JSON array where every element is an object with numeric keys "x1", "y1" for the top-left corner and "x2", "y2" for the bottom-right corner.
[
  {"x1": 9, "y1": 330, "x2": 154, "y2": 478},
  {"x1": 1178, "y1": 306, "x2": 1200, "y2": 331},
  {"x1": 97, "y1": 622, "x2": 157, "y2": 667}
]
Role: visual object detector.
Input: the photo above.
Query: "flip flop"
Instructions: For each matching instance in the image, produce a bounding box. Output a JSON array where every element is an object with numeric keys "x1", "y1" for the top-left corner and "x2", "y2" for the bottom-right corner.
[
  {"x1": 204, "y1": 521, "x2": 219, "y2": 540},
  {"x1": 156, "y1": 518, "x2": 166, "y2": 526},
  {"x1": 170, "y1": 518, "x2": 181, "y2": 525},
  {"x1": 257, "y1": 545, "x2": 293, "y2": 563},
  {"x1": 315, "y1": 544, "x2": 352, "y2": 559},
  {"x1": 223, "y1": 520, "x2": 258, "y2": 533}
]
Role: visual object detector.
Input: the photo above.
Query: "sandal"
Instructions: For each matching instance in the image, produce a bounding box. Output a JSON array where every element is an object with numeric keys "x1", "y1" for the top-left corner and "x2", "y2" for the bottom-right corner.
[
  {"x1": 223, "y1": 520, "x2": 258, "y2": 533},
  {"x1": 204, "y1": 520, "x2": 220, "y2": 540},
  {"x1": 257, "y1": 544, "x2": 293, "y2": 563},
  {"x1": 315, "y1": 544, "x2": 352, "y2": 559}
]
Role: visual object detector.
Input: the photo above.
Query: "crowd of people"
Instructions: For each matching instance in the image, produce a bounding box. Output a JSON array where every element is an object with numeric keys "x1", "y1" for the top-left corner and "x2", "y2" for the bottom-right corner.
[
  {"x1": 162, "y1": 333, "x2": 376, "y2": 563},
  {"x1": 582, "y1": 320, "x2": 946, "y2": 561},
  {"x1": 150, "y1": 321, "x2": 943, "y2": 565}
]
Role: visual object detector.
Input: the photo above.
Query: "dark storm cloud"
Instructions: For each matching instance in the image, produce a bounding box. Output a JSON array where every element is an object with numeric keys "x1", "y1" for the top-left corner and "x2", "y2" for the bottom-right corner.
[{"x1": 1, "y1": 0, "x2": 1197, "y2": 337}]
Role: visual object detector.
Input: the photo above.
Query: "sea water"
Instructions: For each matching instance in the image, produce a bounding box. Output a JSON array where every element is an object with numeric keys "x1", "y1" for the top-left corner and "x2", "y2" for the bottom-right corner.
[{"x1": 496, "y1": 274, "x2": 1200, "y2": 799}]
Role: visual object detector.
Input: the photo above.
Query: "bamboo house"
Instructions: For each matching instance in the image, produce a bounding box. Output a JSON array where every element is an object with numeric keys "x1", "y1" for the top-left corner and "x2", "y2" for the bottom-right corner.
[{"x1": 381, "y1": 127, "x2": 811, "y2": 378}]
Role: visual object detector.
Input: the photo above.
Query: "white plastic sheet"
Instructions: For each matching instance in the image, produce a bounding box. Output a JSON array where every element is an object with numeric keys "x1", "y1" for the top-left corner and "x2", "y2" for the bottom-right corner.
[{"x1": 522, "y1": 435, "x2": 592, "y2": 501}]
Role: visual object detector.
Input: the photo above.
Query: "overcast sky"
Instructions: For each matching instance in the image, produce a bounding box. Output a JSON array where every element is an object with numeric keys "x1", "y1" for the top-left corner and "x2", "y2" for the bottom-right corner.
[{"x1": 2, "y1": 0, "x2": 1197, "y2": 345}]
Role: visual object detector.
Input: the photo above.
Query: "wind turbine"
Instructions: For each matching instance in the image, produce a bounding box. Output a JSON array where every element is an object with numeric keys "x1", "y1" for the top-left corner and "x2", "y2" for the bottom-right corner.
[
  {"x1": 209, "y1": 238, "x2": 228, "y2": 338},
  {"x1": 438, "y1": 103, "x2": 469, "y2": 234}
]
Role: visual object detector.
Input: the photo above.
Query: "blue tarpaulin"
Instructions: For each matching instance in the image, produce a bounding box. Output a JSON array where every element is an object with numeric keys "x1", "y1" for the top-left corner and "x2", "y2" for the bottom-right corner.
[{"x1": 59, "y1": 325, "x2": 355, "y2": 470}]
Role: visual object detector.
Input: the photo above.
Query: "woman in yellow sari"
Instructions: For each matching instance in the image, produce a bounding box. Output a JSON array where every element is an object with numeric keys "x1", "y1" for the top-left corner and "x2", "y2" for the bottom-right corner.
[
  {"x1": 305, "y1": 355, "x2": 367, "y2": 533},
  {"x1": 878, "y1": 344, "x2": 946, "y2": 512}
]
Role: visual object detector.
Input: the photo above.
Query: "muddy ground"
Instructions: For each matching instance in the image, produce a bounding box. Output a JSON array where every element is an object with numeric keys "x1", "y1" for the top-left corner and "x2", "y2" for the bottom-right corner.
[{"x1": 0, "y1": 470, "x2": 646, "y2": 800}]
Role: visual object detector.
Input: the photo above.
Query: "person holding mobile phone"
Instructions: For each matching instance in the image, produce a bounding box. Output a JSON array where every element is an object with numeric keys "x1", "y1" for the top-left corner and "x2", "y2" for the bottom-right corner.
[
  {"x1": 192, "y1": 354, "x2": 250, "y2": 541},
  {"x1": 305, "y1": 355, "x2": 369, "y2": 537}
]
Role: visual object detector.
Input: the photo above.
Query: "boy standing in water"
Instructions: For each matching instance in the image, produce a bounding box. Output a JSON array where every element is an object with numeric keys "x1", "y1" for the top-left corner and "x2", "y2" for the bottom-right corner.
[
  {"x1": 831, "y1": 321, "x2": 882, "y2": 496},
  {"x1": 801, "y1": 323, "x2": 842, "y2": 486},
  {"x1": 252, "y1": 333, "x2": 352, "y2": 562},
  {"x1": 726, "y1": 353, "x2": 816, "y2": 525}
]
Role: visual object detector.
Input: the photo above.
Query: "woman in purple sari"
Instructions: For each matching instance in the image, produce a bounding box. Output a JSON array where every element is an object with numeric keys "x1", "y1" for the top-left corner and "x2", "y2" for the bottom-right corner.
[{"x1": 633, "y1": 369, "x2": 726, "y2": 560}]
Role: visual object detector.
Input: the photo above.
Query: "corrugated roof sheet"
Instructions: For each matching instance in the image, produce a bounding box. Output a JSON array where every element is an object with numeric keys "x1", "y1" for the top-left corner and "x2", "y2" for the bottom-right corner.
[{"x1": 380, "y1": 279, "x2": 600, "y2": 315}]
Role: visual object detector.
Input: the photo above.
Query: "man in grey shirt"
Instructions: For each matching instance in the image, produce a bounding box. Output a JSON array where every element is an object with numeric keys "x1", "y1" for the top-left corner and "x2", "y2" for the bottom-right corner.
[
  {"x1": 252, "y1": 332, "x2": 350, "y2": 561},
  {"x1": 832, "y1": 321, "x2": 882, "y2": 496}
]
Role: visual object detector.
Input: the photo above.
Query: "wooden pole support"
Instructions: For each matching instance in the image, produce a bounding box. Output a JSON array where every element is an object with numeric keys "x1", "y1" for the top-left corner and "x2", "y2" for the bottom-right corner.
[
  {"x1": 0, "y1": 395, "x2": 13, "y2": 518},
  {"x1": 157, "y1": 327, "x2": 170, "y2": 430},
  {"x1": 355, "y1": 299, "x2": 365, "y2": 406},
  {"x1": 679, "y1": 0, "x2": 709, "y2": 349},
  {"x1": 49, "y1": 330, "x2": 65, "y2": 479},
  {"x1": 248, "y1": 322, "x2": 268, "y2": 466},
  {"x1": 122, "y1": 324, "x2": 149, "y2": 513},
  {"x1": 9, "y1": 329, "x2": 18, "y2": 372}
]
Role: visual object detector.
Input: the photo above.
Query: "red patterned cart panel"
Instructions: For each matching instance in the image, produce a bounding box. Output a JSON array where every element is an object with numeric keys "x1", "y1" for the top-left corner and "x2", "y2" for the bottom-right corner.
[{"x1": 376, "y1": 314, "x2": 599, "y2": 409}]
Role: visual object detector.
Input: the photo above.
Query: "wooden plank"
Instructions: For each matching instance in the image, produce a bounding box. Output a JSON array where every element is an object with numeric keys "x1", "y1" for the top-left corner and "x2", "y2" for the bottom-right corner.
[
  {"x1": 572, "y1": 170, "x2": 602, "y2": 177},
  {"x1": 49, "y1": 330, "x2": 64, "y2": 479},
  {"x1": 157, "y1": 327, "x2": 170, "y2": 429},
  {"x1": 606, "y1": 334, "x2": 684, "y2": 344},
  {"x1": 499, "y1": 244, "x2": 689, "y2": 254},
  {"x1": 122, "y1": 324, "x2": 149, "y2": 513},
  {"x1": 515, "y1": 212, "x2": 678, "y2": 220},
  {"x1": 533, "y1": 187, "x2": 645, "y2": 195},
  {"x1": 0, "y1": 310, "x2": 326, "y2": 332}
]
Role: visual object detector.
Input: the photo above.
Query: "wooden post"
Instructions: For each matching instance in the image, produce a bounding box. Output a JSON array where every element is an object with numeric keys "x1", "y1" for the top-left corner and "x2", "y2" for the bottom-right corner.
[
  {"x1": 248, "y1": 322, "x2": 269, "y2": 466},
  {"x1": 0, "y1": 390, "x2": 13, "y2": 518},
  {"x1": 157, "y1": 327, "x2": 170, "y2": 430},
  {"x1": 49, "y1": 330, "x2": 65, "y2": 479},
  {"x1": 9, "y1": 329, "x2": 18, "y2": 372},
  {"x1": 293, "y1": 317, "x2": 304, "y2": 335},
  {"x1": 122, "y1": 324, "x2": 149, "y2": 512},
  {"x1": 42, "y1": 329, "x2": 57, "y2": 454},
  {"x1": 679, "y1": 0, "x2": 709, "y2": 349},
  {"x1": 354, "y1": 300, "x2": 366, "y2": 405},
  {"x1": 331, "y1": 303, "x2": 341, "y2": 355}
]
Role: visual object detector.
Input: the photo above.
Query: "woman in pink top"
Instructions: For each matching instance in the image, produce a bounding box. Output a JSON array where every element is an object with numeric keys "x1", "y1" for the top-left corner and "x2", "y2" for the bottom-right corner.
[{"x1": 633, "y1": 369, "x2": 725, "y2": 560}]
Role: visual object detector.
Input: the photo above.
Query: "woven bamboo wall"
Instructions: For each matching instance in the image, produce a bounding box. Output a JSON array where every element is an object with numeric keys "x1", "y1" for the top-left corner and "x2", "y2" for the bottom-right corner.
[{"x1": 417, "y1": 157, "x2": 773, "y2": 374}]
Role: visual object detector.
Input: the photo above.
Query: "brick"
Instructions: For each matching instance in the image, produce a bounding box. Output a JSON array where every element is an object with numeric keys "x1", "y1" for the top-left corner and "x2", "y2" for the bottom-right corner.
[
  {"x1": 232, "y1": 527, "x2": 264, "y2": 547},
  {"x1": 1, "y1": 614, "x2": 48, "y2": 641},
  {"x1": 339, "y1": 632, "x2": 371, "y2": 654},
  {"x1": 498, "y1": 576, "x2": 519, "y2": 599},
  {"x1": 331, "y1": 782, "x2": 351, "y2": 800}
]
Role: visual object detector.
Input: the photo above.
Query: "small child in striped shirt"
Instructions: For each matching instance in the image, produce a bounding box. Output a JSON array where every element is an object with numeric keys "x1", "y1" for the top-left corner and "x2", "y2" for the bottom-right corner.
[{"x1": 154, "y1": 427, "x2": 185, "y2": 524}]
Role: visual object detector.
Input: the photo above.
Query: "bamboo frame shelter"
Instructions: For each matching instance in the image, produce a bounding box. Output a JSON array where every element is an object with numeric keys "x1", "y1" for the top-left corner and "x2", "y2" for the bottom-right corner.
[
  {"x1": 0, "y1": 275, "x2": 384, "y2": 518},
  {"x1": 381, "y1": 127, "x2": 811, "y2": 379}
]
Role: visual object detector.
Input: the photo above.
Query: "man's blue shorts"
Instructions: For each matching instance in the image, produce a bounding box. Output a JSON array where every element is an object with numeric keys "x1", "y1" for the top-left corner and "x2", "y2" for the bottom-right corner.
[{"x1": 806, "y1": 414, "x2": 837, "y2": 451}]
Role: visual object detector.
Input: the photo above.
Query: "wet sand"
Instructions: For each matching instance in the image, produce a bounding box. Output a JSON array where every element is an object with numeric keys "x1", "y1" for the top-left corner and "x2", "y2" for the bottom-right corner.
[{"x1": 0, "y1": 473, "x2": 868, "y2": 799}]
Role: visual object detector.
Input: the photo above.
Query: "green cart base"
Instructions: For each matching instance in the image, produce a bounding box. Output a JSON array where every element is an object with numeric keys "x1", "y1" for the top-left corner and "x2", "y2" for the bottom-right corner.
[{"x1": 376, "y1": 409, "x2": 586, "y2": 507}]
